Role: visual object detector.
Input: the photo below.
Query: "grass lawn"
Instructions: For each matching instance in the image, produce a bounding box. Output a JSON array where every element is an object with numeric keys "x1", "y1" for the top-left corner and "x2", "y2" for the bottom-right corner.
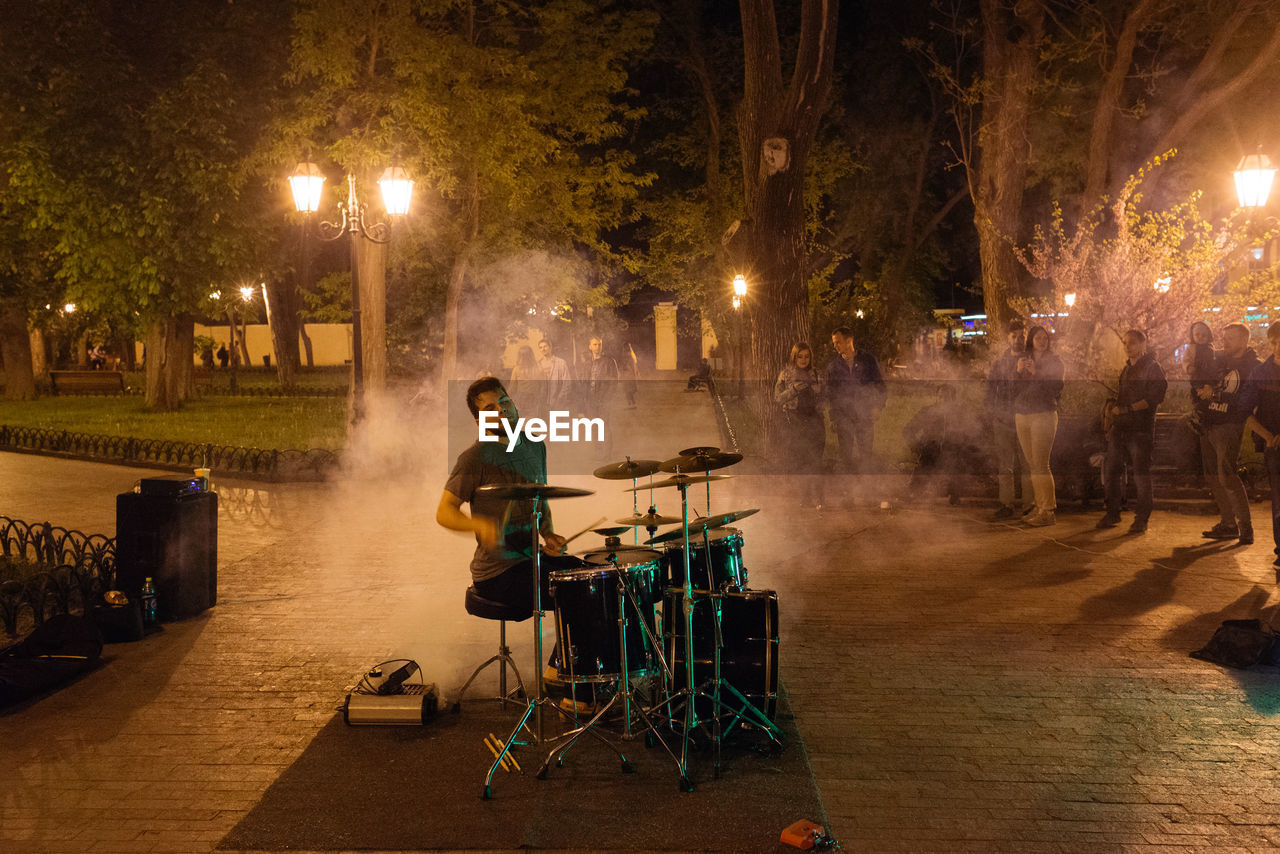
[{"x1": 0, "y1": 394, "x2": 347, "y2": 450}]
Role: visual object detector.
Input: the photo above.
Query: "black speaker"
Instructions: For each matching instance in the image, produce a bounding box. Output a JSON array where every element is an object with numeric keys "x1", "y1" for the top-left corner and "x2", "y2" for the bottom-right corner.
[{"x1": 115, "y1": 490, "x2": 217, "y2": 621}]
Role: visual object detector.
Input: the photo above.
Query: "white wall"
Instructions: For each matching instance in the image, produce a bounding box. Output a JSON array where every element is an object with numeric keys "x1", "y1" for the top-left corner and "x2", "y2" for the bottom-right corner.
[{"x1": 193, "y1": 323, "x2": 352, "y2": 366}]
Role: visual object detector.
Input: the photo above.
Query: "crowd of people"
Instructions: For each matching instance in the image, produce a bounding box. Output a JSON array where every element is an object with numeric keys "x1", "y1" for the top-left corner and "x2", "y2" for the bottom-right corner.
[{"x1": 771, "y1": 319, "x2": 1280, "y2": 569}]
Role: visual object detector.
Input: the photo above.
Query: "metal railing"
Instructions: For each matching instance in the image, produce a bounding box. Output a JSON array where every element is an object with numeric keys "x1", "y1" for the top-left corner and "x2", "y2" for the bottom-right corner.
[
  {"x1": 0, "y1": 517, "x2": 115, "y2": 639},
  {"x1": 0, "y1": 426, "x2": 339, "y2": 482}
]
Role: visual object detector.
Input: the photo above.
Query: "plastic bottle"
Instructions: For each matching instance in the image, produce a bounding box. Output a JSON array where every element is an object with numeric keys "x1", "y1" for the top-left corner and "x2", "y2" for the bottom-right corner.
[{"x1": 141, "y1": 577, "x2": 158, "y2": 626}]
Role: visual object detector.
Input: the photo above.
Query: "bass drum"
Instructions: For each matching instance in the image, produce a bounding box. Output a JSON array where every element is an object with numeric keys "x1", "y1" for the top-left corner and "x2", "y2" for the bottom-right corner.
[
  {"x1": 664, "y1": 588, "x2": 778, "y2": 722},
  {"x1": 662, "y1": 527, "x2": 747, "y2": 590},
  {"x1": 549, "y1": 565, "x2": 658, "y2": 684}
]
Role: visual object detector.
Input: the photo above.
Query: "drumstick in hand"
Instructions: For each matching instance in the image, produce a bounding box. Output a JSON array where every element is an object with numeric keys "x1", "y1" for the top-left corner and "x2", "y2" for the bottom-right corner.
[{"x1": 564, "y1": 517, "x2": 608, "y2": 546}]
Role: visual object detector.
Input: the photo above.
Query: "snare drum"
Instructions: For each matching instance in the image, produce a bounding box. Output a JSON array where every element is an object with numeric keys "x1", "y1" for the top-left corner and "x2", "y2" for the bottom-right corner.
[
  {"x1": 662, "y1": 527, "x2": 747, "y2": 590},
  {"x1": 576, "y1": 547, "x2": 665, "y2": 605},
  {"x1": 548, "y1": 565, "x2": 658, "y2": 683},
  {"x1": 664, "y1": 587, "x2": 779, "y2": 722}
]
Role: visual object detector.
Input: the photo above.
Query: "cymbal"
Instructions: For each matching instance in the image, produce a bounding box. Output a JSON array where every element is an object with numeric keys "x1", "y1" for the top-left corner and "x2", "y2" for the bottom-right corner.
[
  {"x1": 578, "y1": 548, "x2": 664, "y2": 566},
  {"x1": 614, "y1": 512, "x2": 683, "y2": 527},
  {"x1": 659, "y1": 450, "x2": 743, "y2": 473},
  {"x1": 679, "y1": 445, "x2": 720, "y2": 457},
  {"x1": 625, "y1": 474, "x2": 730, "y2": 492},
  {"x1": 592, "y1": 526, "x2": 632, "y2": 536},
  {"x1": 474, "y1": 483, "x2": 594, "y2": 500},
  {"x1": 644, "y1": 508, "x2": 759, "y2": 544},
  {"x1": 593, "y1": 458, "x2": 663, "y2": 480}
]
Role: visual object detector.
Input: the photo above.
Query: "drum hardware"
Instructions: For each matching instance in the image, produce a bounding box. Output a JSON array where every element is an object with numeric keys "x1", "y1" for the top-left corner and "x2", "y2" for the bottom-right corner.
[{"x1": 472, "y1": 482, "x2": 629, "y2": 800}]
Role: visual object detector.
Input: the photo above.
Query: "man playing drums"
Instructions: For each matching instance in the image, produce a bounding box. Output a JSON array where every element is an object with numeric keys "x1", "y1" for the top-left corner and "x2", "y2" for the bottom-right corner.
[{"x1": 436, "y1": 376, "x2": 580, "y2": 611}]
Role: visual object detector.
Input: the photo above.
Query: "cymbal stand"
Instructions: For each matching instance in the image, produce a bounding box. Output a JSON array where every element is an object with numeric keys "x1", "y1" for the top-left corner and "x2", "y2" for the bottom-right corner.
[
  {"x1": 484, "y1": 493, "x2": 629, "y2": 799},
  {"x1": 537, "y1": 566, "x2": 682, "y2": 780}
]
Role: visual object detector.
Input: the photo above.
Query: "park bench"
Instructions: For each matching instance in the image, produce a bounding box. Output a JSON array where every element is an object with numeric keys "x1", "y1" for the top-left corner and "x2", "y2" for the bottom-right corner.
[{"x1": 48, "y1": 370, "x2": 126, "y2": 395}]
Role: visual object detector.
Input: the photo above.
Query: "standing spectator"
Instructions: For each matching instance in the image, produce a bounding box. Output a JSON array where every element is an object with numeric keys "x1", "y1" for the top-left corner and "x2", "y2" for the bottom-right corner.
[
  {"x1": 1186, "y1": 320, "x2": 1217, "y2": 434},
  {"x1": 508, "y1": 345, "x2": 545, "y2": 417},
  {"x1": 985, "y1": 320, "x2": 1031, "y2": 519},
  {"x1": 537, "y1": 338, "x2": 572, "y2": 411},
  {"x1": 1241, "y1": 322, "x2": 1280, "y2": 569},
  {"x1": 216, "y1": 343, "x2": 229, "y2": 369},
  {"x1": 775, "y1": 342, "x2": 825, "y2": 508},
  {"x1": 1014, "y1": 325, "x2": 1065, "y2": 527},
  {"x1": 580, "y1": 336, "x2": 620, "y2": 456},
  {"x1": 1096, "y1": 329, "x2": 1168, "y2": 534},
  {"x1": 1198, "y1": 322, "x2": 1259, "y2": 544},
  {"x1": 826, "y1": 327, "x2": 886, "y2": 473}
]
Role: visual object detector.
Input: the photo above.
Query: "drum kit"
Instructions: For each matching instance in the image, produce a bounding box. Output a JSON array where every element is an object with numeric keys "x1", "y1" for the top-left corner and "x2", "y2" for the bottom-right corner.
[{"x1": 474, "y1": 446, "x2": 782, "y2": 798}]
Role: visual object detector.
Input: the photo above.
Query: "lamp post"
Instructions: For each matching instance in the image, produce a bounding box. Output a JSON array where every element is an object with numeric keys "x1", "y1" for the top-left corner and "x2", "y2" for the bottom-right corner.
[
  {"x1": 732, "y1": 274, "x2": 747, "y2": 397},
  {"x1": 289, "y1": 162, "x2": 412, "y2": 424}
]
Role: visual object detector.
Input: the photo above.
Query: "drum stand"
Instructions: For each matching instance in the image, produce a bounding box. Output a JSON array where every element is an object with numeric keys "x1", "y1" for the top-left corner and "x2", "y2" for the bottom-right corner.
[
  {"x1": 536, "y1": 565, "x2": 684, "y2": 781},
  {"x1": 654, "y1": 475, "x2": 783, "y2": 788},
  {"x1": 483, "y1": 496, "x2": 629, "y2": 800}
]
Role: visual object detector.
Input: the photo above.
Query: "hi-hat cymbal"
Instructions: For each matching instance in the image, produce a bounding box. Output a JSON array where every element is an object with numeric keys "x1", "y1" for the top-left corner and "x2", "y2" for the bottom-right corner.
[
  {"x1": 475, "y1": 483, "x2": 594, "y2": 500},
  {"x1": 593, "y1": 458, "x2": 663, "y2": 480},
  {"x1": 644, "y1": 508, "x2": 760, "y2": 544},
  {"x1": 577, "y1": 548, "x2": 665, "y2": 566},
  {"x1": 659, "y1": 450, "x2": 743, "y2": 473},
  {"x1": 626, "y1": 474, "x2": 730, "y2": 492},
  {"x1": 592, "y1": 526, "x2": 632, "y2": 536},
  {"x1": 614, "y1": 512, "x2": 682, "y2": 527}
]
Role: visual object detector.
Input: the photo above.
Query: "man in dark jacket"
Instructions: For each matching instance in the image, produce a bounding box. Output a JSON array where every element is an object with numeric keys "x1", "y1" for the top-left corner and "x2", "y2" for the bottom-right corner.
[
  {"x1": 1096, "y1": 330, "x2": 1167, "y2": 534},
  {"x1": 1199, "y1": 322, "x2": 1259, "y2": 543},
  {"x1": 826, "y1": 327, "x2": 886, "y2": 473},
  {"x1": 1240, "y1": 323, "x2": 1280, "y2": 568}
]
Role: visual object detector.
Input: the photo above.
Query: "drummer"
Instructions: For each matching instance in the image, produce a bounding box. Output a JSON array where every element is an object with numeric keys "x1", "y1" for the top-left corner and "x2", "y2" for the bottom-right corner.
[{"x1": 437, "y1": 376, "x2": 582, "y2": 612}]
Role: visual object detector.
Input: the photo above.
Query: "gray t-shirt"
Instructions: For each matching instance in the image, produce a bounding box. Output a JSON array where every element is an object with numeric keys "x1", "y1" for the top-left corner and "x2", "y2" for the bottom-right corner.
[{"x1": 444, "y1": 439, "x2": 548, "y2": 582}]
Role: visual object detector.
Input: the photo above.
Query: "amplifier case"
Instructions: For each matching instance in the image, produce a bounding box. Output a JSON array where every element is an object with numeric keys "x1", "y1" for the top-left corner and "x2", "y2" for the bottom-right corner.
[{"x1": 115, "y1": 491, "x2": 217, "y2": 620}]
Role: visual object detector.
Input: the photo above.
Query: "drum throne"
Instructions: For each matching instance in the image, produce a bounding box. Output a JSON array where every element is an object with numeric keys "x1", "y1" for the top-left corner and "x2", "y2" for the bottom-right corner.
[{"x1": 450, "y1": 587, "x2": 531, "y2": 712}]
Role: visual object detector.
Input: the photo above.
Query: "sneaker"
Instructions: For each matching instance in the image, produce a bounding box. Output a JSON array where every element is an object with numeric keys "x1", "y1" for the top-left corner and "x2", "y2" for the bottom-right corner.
[
  {"x1": 1096, "y1": 513, "x2": 1121, "y2": 529},
  {"x1": 1202, "y1": 523, "x2": 1240, "y2": 540},
  {"x1": 1021, "y1": 505, "x2": 1037, "y2": 517},
  {"x1": 991, "y1": 505, "x2": 1015, "y2": 520},
  {"x1": 1239, "y1": 531, "x2": 1255, "y2": 545},
  {"x1": 1128, "y1": 519, "x2": 1148, "y2": 535},
  {"x1": 1025, "y1": 509, "x2": 1056, "y2": 527},
  {"x1": 558, "y1": 697, "x2": 599, "y2": 716}
]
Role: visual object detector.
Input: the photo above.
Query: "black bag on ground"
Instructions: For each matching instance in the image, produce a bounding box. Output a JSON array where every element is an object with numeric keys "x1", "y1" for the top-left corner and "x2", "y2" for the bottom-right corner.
[
  {"x1": 1190, "y1": 619, "x2": 1278, "y2": 669},
  {"x1": 0, "y1": 614, "x2": 104, "y2": 708}
]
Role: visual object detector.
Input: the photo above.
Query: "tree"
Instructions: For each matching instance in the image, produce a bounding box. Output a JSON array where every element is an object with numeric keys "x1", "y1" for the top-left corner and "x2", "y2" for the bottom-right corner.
[{"x1": 735, "y1": 0, "x2": 840, "y2": 386}]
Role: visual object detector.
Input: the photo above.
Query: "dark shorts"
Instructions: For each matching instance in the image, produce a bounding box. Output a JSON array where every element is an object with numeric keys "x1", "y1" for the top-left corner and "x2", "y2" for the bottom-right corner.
[{"x1": 473, "y1": 554, "x2": 587, "y2": 613}]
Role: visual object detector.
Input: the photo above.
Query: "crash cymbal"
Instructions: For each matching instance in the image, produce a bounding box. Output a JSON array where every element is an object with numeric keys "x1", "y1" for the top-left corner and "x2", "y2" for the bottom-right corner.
[
  {"x1": 644, "y1": 510, "x2": 754, "y2": 544},
  {"x1": 593, "y1": 458, "x2": 663, "y2": 480},
  {"x1": 625, "y1": 474, "x2": 730, "y2": 492},
  {"x1": 614, "y1": 512, "x2": 683, "y2": 527},
  {"x1": 678, "y1": 445, "x2": 720, "y2": 457},
  {"x1": 592, "y1": 526, "x2": 632, "y2": 536},
  {"x1": 475, "y1": 483, "x2": 594, "y2": 500},
  {"x1": 659, "y1": 450, "x2": 743, "y2": 473}
]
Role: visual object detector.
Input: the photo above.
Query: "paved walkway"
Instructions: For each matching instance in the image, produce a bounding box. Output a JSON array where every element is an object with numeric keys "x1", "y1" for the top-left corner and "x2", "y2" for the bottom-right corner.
[{"x1": 4, "y1": 382, "x2": 1280, "y2": 852}]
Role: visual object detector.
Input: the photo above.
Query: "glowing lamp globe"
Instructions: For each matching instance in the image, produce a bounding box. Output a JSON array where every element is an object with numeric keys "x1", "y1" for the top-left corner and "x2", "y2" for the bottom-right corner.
[
  {"x1": 1064, "y1": 293, "x2": 1076, "y2": 308},
  {"x1": 289, "y1": 162, "x2": 326, "y2": 213},
  {"x1": 732, "y1": 274, "x2": 747, "y2": 297},
  {"x1": 1234, "y1": 152, "x2": 1276, "y2": 208},
  {"x1": 378, "y1": 167, "x2": 414, "y2": 216}
]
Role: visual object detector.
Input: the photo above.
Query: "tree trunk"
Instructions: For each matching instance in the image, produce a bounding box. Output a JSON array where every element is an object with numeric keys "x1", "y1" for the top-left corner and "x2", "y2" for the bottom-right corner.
[
  {"x1": 29, "y1": 327, "x2": 47, "y2": 378},
  {"x1": 354, "y1": 235, "x2": 386, "y2": 395},
  {"x1": 300, "y1": 325, "x2": 314, "y2": 368},
  {"x1": 115, "y1": 333, "x2": 135, "y2": 370},
  {"x1": 264, "y1": 277, "x2": 300, "y2": 390},
  {"x1": 974, "y1": 0, "x2": 1044, "y2": 332},
  {"x1": 442, "y1": 168, "x2": 481, "y2": 382},
  {"x1": 737, "y1": 0, "x2": 838, "y2": 407},
  {"x1": 0, "y1": 298, "x2": 37, "y2": 400},
  {"x1": 144, "y1": 315, "x2": 194, "y2": 411}
]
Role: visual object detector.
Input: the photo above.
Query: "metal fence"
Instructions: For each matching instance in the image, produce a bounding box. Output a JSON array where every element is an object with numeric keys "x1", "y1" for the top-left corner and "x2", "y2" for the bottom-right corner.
[
  {"x1": 0, "y1": 426, "x2": 339, "y2": 481},
  {"x1": 0, "y1": 517, "x2": 115, "y2": 640}
]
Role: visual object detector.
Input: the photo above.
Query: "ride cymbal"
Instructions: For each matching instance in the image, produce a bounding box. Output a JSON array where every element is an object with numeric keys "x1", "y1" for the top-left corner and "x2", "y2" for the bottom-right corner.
[
  {"x1": 475, "y1": 483, "x2": 594, "y2": 500},
  {"x1": 643, "y1": 508, "x2": 759, "y2": 544},
  {"x1": 625, "y1": 474, "x2": 730, "y2": 492},
  {"x1": 592, "y1": 458, "x2": 663, "y2": 480},
  {"x1": 659, "y1": 450, "x2": 743, "y2": 473}
]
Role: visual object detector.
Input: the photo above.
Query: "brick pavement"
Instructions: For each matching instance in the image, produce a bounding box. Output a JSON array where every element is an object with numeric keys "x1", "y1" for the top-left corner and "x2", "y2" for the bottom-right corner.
[{"x1": 3, "y1": 384, "x2": 1280, "y2": 852}]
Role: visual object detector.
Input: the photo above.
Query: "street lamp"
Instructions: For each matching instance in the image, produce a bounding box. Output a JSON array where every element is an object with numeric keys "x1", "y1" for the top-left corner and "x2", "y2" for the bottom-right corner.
[
  {"x1": 1064, "y1": 292, "x2": 1076, "y2": 308},
  {"x1": 289, "y1": 162, "x2": 413, "y2": 424},
  {"x1": 731, "y1": 274, "x2": 747, "y2": 397},
  {"x1": 1234, "y1": 150, "x2": 1276, "y2": 208}
]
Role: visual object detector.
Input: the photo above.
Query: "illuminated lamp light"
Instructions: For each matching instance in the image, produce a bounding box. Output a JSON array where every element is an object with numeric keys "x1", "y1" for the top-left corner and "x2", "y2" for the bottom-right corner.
[
  {"x1": 289, "y1": 161, "x2": 326, "y2": 213},
  {"x1": 1064, "y1": 293, "x2": 1076, "y2": 307},
  {"x1": 378, "y1": 167, "x2": 414, "y2": 216},
  {"x1": 1235, "y1": 151, "x2": 1276, "y2": 208}
]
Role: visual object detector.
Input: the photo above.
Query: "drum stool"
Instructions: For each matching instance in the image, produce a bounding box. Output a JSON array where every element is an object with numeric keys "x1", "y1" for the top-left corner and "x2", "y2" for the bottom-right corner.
[{"x1": 451, "y1": 587, "x2": 531, "y2": 712}]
